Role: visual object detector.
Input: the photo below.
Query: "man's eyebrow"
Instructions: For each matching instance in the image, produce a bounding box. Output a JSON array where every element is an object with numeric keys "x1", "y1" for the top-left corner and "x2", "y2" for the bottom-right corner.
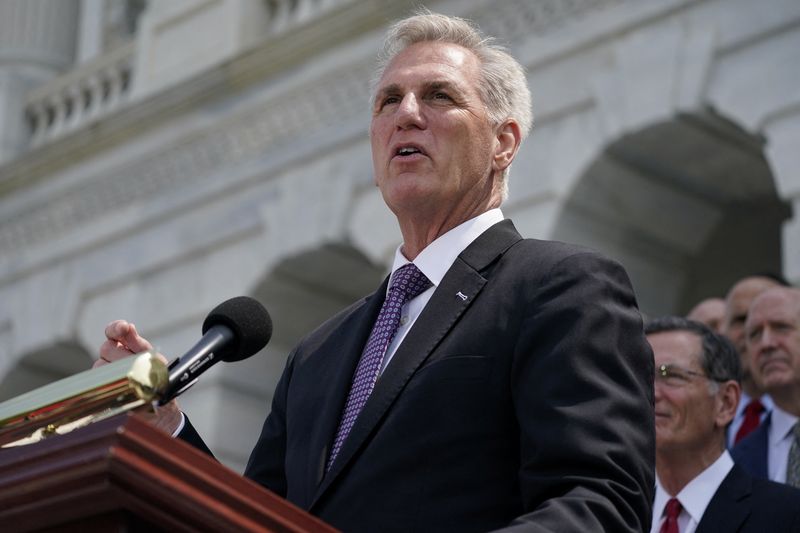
[
  {"x1": 426, "y1": 80, "x2": 461, "y2": 92},
  {"x1": 374, "y1": 80, "x2": 465, "y2": 100},
  {"x1": 375, "y1": 83, "x2": 401, "y2": 97}
]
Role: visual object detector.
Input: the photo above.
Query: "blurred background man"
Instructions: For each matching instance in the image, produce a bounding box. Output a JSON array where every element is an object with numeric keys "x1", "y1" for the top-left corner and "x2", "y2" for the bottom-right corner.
[
  {"x1": 721, "y1": 276, "x2": 784, "y2": 446},
  {"x1": 686, "y1": 297, "x2": 725, "y2": 333},
  {"x1": 733, "y1": 287, "x2": 800, "y2": 488}
]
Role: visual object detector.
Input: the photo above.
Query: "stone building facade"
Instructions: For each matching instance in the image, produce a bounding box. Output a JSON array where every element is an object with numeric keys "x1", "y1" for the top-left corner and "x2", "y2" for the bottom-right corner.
[{"x1": 1, "y1": 0, "x2": 798, "y2": 471}]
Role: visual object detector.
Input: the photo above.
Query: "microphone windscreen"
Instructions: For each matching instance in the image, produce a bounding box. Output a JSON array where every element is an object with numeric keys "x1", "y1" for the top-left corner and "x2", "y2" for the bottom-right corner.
[{"x1": 202, "y1": 296, "x2": 273, "y2": 362}]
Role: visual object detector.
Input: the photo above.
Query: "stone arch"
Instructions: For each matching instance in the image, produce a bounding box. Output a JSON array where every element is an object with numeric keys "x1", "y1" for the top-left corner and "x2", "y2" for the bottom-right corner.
[
  {"x1": 551, "y1": 109, "x2": 790, "y2": 317},
  {"x1": 0, "y1": 341, "x2": 92, "y2": 402},
  {"x1": 251, "y1": 242, "x2": 388, "y2": 353}
]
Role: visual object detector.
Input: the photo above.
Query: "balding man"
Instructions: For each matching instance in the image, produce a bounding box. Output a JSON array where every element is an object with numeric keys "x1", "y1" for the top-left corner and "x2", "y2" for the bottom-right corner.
[
  {"x1": 722, "y1": 276, "x2": 783, "y2": 446},
  {"x1": 732, "y1": 287, "x2": 800, "y2": 488},
  {"x1": 687, "y1": 297, "x2": 726, "y2": 333}
]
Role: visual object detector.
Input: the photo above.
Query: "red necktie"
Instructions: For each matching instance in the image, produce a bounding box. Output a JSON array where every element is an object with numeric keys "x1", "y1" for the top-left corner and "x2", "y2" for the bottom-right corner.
[
  {"x1": 734, "y1": 398, "x2": 765, "y2": 444},
  {"x1": 659, "y1": 498, "x2": 682, "y2": 533}
]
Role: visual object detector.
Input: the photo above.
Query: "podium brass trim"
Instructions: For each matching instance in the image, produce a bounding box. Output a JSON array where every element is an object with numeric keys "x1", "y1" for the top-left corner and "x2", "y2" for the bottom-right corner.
[{"x1": 0, "y1": 352, "x2": 167, "y2": 447}]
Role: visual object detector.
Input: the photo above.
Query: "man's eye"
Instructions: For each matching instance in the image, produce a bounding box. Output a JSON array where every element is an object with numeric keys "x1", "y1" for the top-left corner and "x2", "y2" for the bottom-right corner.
[
  {"x1": 432, "y1": 92, "x2": 451, "y2": 100},
  {"x1": 379, "y1": 96, "x2": 400, "y2": 109},
  {"x1": 666, "y1": 371, "x2": 689, "y2": 384}
]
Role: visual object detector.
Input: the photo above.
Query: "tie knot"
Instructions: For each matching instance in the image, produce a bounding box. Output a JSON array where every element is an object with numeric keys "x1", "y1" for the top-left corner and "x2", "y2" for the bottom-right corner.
[
  {"x1": 665, "y1": 498, "x2": 682, "y2": 520},
  {"x1": 745, "y1": 399, "x2": 765, "y2": 416},
  {"x1": 390, "y1": 263, "x2": 432, "y2": 301},
  {"x1": 793, "y1": 421, "x2": 800, "y2": 440}
]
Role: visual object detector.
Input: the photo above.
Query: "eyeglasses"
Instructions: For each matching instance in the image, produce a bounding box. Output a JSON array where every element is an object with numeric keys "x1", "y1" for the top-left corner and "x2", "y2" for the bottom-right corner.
[{"x1": 656, "y1": 364, "x2": 719, "y2": 388}]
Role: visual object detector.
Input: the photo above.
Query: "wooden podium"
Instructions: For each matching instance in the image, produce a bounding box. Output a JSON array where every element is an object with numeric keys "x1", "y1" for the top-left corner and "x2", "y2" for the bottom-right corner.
[{"x1": 0, "y1": 413, "x2": 337, "y2": 532}]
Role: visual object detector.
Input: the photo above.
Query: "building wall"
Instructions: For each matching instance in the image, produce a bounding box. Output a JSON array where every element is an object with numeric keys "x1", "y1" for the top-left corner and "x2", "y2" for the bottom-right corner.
[{"x1": 1, "y1": 0, "x2": 798, "y2": 471}]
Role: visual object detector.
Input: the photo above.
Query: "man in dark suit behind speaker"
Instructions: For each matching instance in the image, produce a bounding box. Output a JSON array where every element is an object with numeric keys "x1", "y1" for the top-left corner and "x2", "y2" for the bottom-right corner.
[
  {"x1": 647, "y1": 317, "x2": 800, "y2": 533},
  {"x1": 98, "y1": 10, "x2": 656, "y2": 532},
  {"x1": 732, "y1": 287, "x2": 800, "y2": 487}
]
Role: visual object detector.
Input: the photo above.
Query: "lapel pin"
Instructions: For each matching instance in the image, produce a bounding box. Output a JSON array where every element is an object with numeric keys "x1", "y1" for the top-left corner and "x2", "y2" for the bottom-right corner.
[{"x1": 456, "y1": 291, "x2": 468, "y2": 301}]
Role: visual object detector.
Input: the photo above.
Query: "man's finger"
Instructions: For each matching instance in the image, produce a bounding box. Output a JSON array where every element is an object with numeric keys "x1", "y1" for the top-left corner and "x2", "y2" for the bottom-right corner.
[
  {"x1": 124, "y1": 323, "x2": 154, "y2": 353},
  {"x1": 103, "y1": 320, "x2": 153, "y2": 354},
  {"x1": 98, "y1": 339, "x2": 131, "y2": 361},
  {"x1": 104, "y1": 320, "x2": 131, "y2": 343}
]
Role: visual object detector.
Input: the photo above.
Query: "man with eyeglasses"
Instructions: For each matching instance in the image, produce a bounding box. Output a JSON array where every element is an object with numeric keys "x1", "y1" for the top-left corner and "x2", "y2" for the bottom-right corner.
[{"x1": 647, "y1": 316, "x2": 800, "y2": 533}]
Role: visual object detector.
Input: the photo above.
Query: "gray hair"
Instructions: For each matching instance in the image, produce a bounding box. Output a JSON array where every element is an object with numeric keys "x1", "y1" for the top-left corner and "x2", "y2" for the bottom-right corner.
[
  {"x1": 645, "y1": 316, "x2": 742, "y2": 386},
  {"x1": 373, "y1": 10, "x2": 533, "y2": 200}
]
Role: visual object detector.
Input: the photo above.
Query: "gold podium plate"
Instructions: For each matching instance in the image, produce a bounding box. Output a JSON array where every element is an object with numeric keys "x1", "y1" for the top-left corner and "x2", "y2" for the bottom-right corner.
[{"x1": 0, "y1": 351, "x2": 167, "y2": 447}]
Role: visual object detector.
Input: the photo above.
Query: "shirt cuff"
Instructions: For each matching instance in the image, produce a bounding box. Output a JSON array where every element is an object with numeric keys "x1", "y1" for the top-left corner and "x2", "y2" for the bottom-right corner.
[{"x1": 171, "y1": 411, "x2": 186, "y2": 437}]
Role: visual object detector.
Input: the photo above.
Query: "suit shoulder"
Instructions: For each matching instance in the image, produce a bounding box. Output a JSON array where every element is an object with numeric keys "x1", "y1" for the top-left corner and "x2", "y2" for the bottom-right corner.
[
  {"x1": 752, "y1": 477, "x2": 800, "y2": 505},
  {"x1": 511, "y1": 237, "x2": 617, "y2": 265},
  {"x1": 748, "y1": 478, "x2": 800, "y2": 529},
  {"x1": 505, "y1": 237, "x2": 630, "y2": 284}
]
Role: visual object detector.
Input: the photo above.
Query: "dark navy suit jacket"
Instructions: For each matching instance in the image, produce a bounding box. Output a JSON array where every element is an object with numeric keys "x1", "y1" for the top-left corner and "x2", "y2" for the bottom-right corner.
[
  {"x1": 696, "y1": 463, "x2": 800, "y2": 532},
  {"x1": 731, "y1": 413, "x2": 771, "y2": 480},
  {"x1": 182, "y1": 220, "x2": 656, "y2": 532}
]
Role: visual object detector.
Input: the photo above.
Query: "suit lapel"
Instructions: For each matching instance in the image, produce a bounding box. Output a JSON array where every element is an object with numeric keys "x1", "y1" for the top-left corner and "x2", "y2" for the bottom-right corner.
[
  {"x1": 304, "y1": 278, "x2": 390, "y2": 494},
  {"x1": 310, "y1": 220, "x2": 522, "y2": 507},
  {"x1": 695, "y1": 464, "x2": 752, "y2": 533},
  {"x1": 733, "y1": 413, "x2": 771, "y2": 480}
]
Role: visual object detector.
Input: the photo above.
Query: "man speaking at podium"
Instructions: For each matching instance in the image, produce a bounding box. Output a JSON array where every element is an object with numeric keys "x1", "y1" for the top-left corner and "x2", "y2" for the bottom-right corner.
[{"x1": 99, "y1": 10, "x2": 654, "y2": 532}]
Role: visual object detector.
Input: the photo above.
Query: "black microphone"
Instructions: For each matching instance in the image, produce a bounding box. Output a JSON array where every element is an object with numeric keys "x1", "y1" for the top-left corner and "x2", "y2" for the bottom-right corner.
[{"x1": 160, "y1": 296, "x2": 272, "y2": 403}]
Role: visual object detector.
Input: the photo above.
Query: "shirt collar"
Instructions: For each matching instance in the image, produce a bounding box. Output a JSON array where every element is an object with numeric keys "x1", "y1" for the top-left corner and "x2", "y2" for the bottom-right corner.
[
  {"x1": 389, "y1": 209, "x2": 504, "y2": 290},
  {"x1": 652, "y1": 478, "x2": 671, "y2": 531},
  {"x1": 761, "y1": 394, "x2": 775, "y2": 412},
  {"x1": 653, "y1": 451, "x2": 734, "y2": 527},
  {"x1": 736, "y1": 392, "x2": 773, "y2": 417},
  {"x1": 769, "y1": 403, "x2": 799, "y2": 445}
]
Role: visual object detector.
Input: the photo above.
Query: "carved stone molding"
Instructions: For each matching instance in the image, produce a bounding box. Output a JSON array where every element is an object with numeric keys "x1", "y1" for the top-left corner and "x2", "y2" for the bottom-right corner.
[
  {"x1": 474, "y1": 0, "x2": 627, "y2": 46},
  {"x1": 0, "y1": 0, "x2": 657, "y2": 260},
  {"x1": 0, "y1": 59, "x2": 374, "y2": 257}
]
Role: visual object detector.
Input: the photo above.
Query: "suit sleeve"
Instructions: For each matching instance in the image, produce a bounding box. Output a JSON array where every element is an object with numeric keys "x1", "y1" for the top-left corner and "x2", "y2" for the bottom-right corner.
[
  {"x1": 241, "y1": 348, "x2": 297, "y2": 497},
  {"x1": 503, "y1": 251, "x2": 655, "y2": 532},
  {"x1": 176, "y1": 414, "x2": 216, "y2": 458},
  {"x1": 174, "y1": 351, "x2": 295, "y2": 487}
]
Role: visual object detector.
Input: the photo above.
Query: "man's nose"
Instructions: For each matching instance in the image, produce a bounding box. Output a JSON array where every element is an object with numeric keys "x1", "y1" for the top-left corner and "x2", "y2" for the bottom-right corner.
[
  {"x1": 653, "y1": 375, "x2": 664, "y2": 399},
  {"x1": 760, "y1": 327, "x2": 779, "y2": 347},
  {"x1": 395, "y1": 93, "x2": 425, "y2": 129}
]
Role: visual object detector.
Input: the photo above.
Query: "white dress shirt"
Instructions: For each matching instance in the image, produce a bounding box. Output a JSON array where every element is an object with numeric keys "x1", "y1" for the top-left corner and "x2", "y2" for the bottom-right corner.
[
  {"x1": 768, "y1": 404, "x2": 800, "y2": 483},
  {"x1": 380, "y1": 208, "x2": 504, "y2": 373},
  {"x1": 651, "y1": 451, "x2": 734, "y2": 533},
  {"x1": 727, "y1": 391, "x2": 773, "y2": 448}
]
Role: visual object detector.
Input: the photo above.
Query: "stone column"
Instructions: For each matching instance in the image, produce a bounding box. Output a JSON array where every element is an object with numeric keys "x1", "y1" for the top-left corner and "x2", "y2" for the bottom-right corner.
[{"x1": 0, "y1": 0, "x2": 79, "y2": 164}]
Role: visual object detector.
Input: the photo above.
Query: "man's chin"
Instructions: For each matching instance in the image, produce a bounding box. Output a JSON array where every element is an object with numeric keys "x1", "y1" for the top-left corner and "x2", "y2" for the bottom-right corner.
[
  {"x1": 762, "y1": 373, "x2": 795, "y2": 391},
  {"x1": 383, "y1": 184, "x2": 437, "y2": 210}
]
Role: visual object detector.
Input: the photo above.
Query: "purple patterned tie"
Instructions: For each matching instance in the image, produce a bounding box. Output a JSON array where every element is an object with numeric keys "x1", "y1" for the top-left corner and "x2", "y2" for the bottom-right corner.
[{"x1": 327, "y1": 263, "x2": 431, "y2": 470}]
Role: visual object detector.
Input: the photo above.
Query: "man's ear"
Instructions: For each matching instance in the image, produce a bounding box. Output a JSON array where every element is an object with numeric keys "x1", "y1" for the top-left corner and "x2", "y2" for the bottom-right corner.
[
  {"x1": 715, "y1": 380, "x2": 741, "y2": 429},
  {"x1": 492, "y1": 119, "x2": 522, "y2": 173}
]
